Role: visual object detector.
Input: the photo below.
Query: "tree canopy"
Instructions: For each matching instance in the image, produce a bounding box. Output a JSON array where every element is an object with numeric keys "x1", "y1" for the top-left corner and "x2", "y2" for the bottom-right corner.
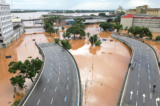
[
  {"x1": 156, "y1": 36, "x2": 160, "y2": 41},
  {"x1": 89, "y1": 34, "x2": 98, "y2": 45},
  {"x1": 66, "y1": 26, "x2": 85, "y2": 39},
  {"x1": 99, "y1": 22, "x2": 112, "y2": 31},
  {"x1": 98, "y1": 13, "x2": 106, "y2": 17},
  {"x1": 114, "y1": 24, "x2": 123, "y2": 32},
  {"x1": 47, "y1": 25, "x2": 55, "y2": 36},
  {"x1": 61, "y1": 40, "x2": 72, "y2": 50},
  {"x1": 8, "y1": 57, "x2": 43, "y2": 88},
  {"x1": 72, "y1": 18, "x2": 86, "y2": 29}
]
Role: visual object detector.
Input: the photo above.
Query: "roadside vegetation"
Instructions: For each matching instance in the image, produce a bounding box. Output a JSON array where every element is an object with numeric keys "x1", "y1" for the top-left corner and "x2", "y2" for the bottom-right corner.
[
  {"x1": 156, "y1": 36, "x2": 160, "y2": 41},
  {"x1": 11, "y1": 99, "x2": 20, "y2": 106},
  {"x1": 8, "y1": 58, "x2": 43, "y2": 88}
]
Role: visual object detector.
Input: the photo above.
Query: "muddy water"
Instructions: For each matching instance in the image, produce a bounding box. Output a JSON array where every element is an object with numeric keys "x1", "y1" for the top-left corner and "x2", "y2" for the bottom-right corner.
[
  {"x1": 0, "y1": 33, "x2": 47, "y2": 105},
  {"x1": 0, "y1": 25, "x2": 131, "y2": 106}
]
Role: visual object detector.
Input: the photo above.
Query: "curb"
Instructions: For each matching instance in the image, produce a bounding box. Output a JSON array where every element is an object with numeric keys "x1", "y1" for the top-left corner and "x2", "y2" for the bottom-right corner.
[{"x1": 18, "y1": 43, "x2": 45, "y2": 106}]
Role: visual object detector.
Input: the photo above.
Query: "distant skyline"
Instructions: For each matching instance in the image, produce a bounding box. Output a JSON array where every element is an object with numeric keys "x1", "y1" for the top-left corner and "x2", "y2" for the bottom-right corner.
[{"x1": 5, "y1": 0, "x2": 160, "y2": 10}]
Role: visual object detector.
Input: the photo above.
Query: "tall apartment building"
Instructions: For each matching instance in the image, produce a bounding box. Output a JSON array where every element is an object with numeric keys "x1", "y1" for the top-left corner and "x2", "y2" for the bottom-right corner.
[
  {"x1": 126, "y1": 5, "x2": 160, "y2": 16},
  {"x1": 0, "y1": 0, "x2": 14, "y2": 48},
  {"x1": 121, "y1": 14, "x2": 160, "y2": 32}
]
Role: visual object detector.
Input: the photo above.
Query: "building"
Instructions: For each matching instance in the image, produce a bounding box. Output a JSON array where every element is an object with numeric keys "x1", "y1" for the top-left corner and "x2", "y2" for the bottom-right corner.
[
  {"x1": 116, "y1": 6, "x2": 125, "y2": 13},
  {"x1": 12, "y1": 17, "x2": 21, "y2": 22},
  {"x1": 0, "y1": 0, "x2": 24, "y2": 49},
  {"x1": 12, "y1": 22, "x2": 24, "y2": 41},
  {"x1": 126, "y1": 5, "x2": 160, "y2": 16},
  {"x1": 121, "y1": 14, "x2": 160, "y2": 32}
]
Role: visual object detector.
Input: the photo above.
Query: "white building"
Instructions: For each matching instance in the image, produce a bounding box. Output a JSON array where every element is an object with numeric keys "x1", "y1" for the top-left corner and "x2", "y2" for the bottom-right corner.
[{"x1": 0, "y1": 0, "x2": 24, "y2": 48}]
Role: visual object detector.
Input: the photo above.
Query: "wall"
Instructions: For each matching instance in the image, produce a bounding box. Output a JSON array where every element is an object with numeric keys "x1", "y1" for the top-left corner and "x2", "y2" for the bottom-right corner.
[{"x1": 121, "y1": 18, "x2": 133, "y2": 29}]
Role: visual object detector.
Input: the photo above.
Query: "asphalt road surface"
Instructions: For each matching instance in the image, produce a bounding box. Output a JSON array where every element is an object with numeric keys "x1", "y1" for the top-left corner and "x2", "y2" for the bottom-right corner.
[
  {"x1": 22, "y1": 43, "x2": 79, "y2": 106},
  {"x1": 112, "y1": 34, "x2": 160, "y2": 106}
]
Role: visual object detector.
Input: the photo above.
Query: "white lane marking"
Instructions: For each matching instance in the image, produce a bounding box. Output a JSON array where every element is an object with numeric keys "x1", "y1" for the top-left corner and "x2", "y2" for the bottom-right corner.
[
  {"x1": 59, "y1": 71, "x2": 60, "y2": 74},
  {"x1": 68, "y1": 77, "x2": 69, "y2": 80},
  {"x1": 138, "y1": 74, "x2": 140, "y2": 77},
  {"x1": 137, "y1": 81, "x2": 139, "y2": 86},
  {"x1": 50, "y1": 98, "x2": 53, "y2": 104},
  {"x1": 150, "y1": 93, "x2": 152, "y2": 99},
  {"x1": 139, "y1": 64, "x2": 140, "y2": 66},
  {"x1": 139, "y1": 68, "x2": 140, "y2": 71},
  {"x1": 136, "y1": 101, "x2": 137, "y2": 106},
  {"x1": 149, "y1": 84, "x2": 151, "y2": 88},
  {"x1": 64, "y1": 97, "x2": 67, "y2": 102},
  {"x1": 148, "y1": 70, "x2": 150, "y2": 73},
  {"x1": 59, "y1": 67, "x2": 60, "y2": 70},
  {"x1": 137, "y1": 90, "x2": 138, "y2": 95},
  {"x1": 66, "y1": 85, "x2": 69, "y2": 90},
  {"x1": 57, "y1": 78, "x2": 59, "y2": 82},
  {"x1": 55, "y1": 87, "x2": 57, "y2": 92},
  {"x1": 43, "y1": 88, "x2": 46, "y2": 92},
  {"x1": 50, "y1": 73, "x2": 51, "y2": 75},
  {"x1": 149, "y1": 76, "x2": 150, "y2": 79},
  {"x1": 130, "y1": 91, "x2": 133, "y2": 100},
  {"x1": 47, "y1": 79, "x2": 49, "y2": 83},
  {"x1": 37, "y1": 99, "x2": 40, "y2": 105}
]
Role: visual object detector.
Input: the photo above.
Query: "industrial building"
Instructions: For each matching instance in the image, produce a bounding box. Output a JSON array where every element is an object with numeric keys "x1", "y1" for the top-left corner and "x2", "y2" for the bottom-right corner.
[
  {"x1": 125, "y1": 5, "x2": 160, "y2": 16},
  {"x1": 120, "y1": 14, "x2": 160, "y2": 32},
  {"x1": 0, "y1": 0, "x2": 24, "y2": 49}
]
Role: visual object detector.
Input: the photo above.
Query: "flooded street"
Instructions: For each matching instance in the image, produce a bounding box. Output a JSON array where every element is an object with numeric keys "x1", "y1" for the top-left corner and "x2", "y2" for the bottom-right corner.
[{"x1": 0, "y1": 24, "x2": 131, "y2": 106}]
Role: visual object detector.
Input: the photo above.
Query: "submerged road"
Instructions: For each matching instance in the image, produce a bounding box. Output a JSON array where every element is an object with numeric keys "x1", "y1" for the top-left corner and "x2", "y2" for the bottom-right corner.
[
  {"x1": 22, "y1": 43, "x2": 79, "y2": 106},
  {"x1": 111, "y1": 34, "x2": 160, "y2": 106}
]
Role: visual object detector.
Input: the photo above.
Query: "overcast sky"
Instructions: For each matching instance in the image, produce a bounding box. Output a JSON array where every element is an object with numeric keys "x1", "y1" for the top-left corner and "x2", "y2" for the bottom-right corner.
[{"x1": 5, "y1": 0, "x2": 160, "y2": 10}]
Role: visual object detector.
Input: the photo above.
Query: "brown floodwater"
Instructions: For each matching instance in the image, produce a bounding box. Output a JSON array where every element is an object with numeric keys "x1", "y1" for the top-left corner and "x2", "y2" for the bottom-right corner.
[{"x1": 0, "y1": 24, "x2": 131, "y2": 106}]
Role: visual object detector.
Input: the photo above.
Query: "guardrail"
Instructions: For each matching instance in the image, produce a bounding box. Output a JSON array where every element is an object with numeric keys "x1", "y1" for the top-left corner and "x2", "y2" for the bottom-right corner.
[
  {"x1": 111, "y1": 34, "x2": 134, "y2": 106},
  {"x1": 57, "y1": 43, "x2": 82, "y2": 106},
  {"x1": 18, "y1": 43, "x2": 45, "y2": 106}
]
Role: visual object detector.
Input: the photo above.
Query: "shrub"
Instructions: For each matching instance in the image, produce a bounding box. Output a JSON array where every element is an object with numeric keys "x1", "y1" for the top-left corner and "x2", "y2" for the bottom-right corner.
[
  {"x1": 156, "y1": 36, "x2": 160, "y2": 41},
  {"x1": 61, "y1": 40, "x2": 72, "y2": 50},
  {"x1": 62, "y1": 26, "x2": 65, "y2": 30},
  {"x1": 95, "y1": 39, "x2": 102, "y2": 46},
  {"x1": 54, "y1": 38, "x2": 60, "y2": 44},
  {"x1": 11, "y1": 99, "x2": 20, "y2": 106},
  {"x1": 89, "y1": 34, "x2": 98, "y2": 45}
]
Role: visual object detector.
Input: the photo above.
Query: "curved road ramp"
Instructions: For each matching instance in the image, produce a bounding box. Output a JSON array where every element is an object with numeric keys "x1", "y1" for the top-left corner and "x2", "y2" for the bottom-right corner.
[
  {"x1": 111, "y1": 34, "x2": 160, "y2": 106},
  {"x1": 20, "y1": 43, "x2": 81, "y2": 106}
]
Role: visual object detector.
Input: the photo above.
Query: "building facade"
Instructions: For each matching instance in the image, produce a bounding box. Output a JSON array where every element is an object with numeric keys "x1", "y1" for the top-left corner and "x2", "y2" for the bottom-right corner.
[
  {"x1": 0, "y1": 0, "x2": 24, "y2": 49},
  {"x1": 126, "y1": 5, "x2": 160, "y2": 16},
  {"x1": 116, "y1": 6, "x2": 125, "y2": 13},
  {"x1": 121, "y1": 14, "x2": 160, "y2": 32}
]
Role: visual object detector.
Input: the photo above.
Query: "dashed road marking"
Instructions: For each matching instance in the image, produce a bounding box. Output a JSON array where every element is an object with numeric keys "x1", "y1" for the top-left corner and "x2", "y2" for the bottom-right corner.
[
  {"x1": 55, "y1": 87, "x2": 57, "y2": 92},
  {"x1": 150, "y1": 93, "x2": 152, "y2": 99},
  {"x1": 137, "y1": 90, "x2": 138, "y2": 95},
  {"x1": 68, "y1": 77, "x2": 69, "y2": 80},
  {"x1": 137, "y1": 81, "x2": 139, "y2": 86},
  {"x1": 50, "y1": 98, "x2": 53, "y2": 104},
  {"x1": 149, "y1": 76, "x2": 150, "y2": 79},
  {"x1": 149, "y1": 84, "x2": 151, "y2": 88},
  {"x1": 57, "y1": 78, "x2": 59, "y2": 82},
  {"x1": 47, "y1": 79, "x2": 49, "y2": 83},
  {"x1": 37, "y1": 99, "x2": 40, "y2": 105},
  {"x1": 43, "y1": 88, "x2": 46, "y2": 92},
  {"x1": 66, "y1": 85, "x2": 69, "y2": 90},
  {"x1": 64, "y1": 97, "x2": 67, "y2": 102}
]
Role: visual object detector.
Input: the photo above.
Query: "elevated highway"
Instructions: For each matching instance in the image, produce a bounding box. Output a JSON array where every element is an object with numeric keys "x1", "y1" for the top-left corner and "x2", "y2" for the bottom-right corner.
[
  {"x1": 20, "y1": 43, "x2": 81, "y2": 106},
  {"x1": 112, "y1": 34, "x2": 160, "y2": 106}
]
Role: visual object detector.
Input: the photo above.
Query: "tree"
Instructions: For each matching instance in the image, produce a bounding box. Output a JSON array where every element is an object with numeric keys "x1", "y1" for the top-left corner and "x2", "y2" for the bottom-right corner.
[
  {"x1": 128, "y1": 26, "x2": 141, "y2": 36},
  {"x1": 89, "y1": 34, "x2": 98, "y2": 45},
  {"x1": 98, "y1": 13, "x2": 106, "y2": 17},
  {"x1": 99, "y1": 22, "x2": 112, "y2": 31},
  {"x1": 48, "y1": 16, "x2": 55, "y2": 25},
  {"x1": 43, "y1": 22, "x2": 51, "y2": 31},
  {"x1": 66, "y1": 32, "x2": 71, "y2": 39},
  {"x1": 63, "y1": 32, "x2": 66, "y2": 39},
  {"x1": 156, "y1": 36, "x2": 160, "y2": 41},
  {"x1": 47, "y1": 25, "x2": 55, "y2": 36},
  {"x1": 95, "y1": 39, "x2": 102, "y2": 46},
  {"x1": 61, "y1": 40, "x2": 72, "y2": 50},
  {"x1": 90, "y1": 14, "x2": 96, "y2": 16},
  {"x1": 86, "y1": 32, "x2": 90, "y2": 38},
  {"x1": 62, "y1": 26, "x2": 65, "y2": 30},
  {"x1": 54, "y1": 38, "x2": 60, "y2": 44},
  {"x1": 66, "y1": 26, "x2": 85, "y2": 39},
  {"x1": 124, "y1": 26, "x2": 128, "y2": 31},
  {"x1": 8, "y1": 58, "x2": 43, "y2": 88},
  {"x1": 114, "y1": 24, "x2": 123, "y2": 32},
  {"x1": 72, "y1": 18, "x2": 86, "y2": 29},
  {"x1": 147, "y1": 31, "x2": 153, "y2": 39}
]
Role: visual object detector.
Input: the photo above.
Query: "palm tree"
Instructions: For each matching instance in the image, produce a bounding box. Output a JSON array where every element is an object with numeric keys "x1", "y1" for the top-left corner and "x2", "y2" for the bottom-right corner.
[
  {"x1": 47, "y1": 25, "x2": 55, "y2": 36},
  {"x1": 63, "y1": 32, "x2": 66, "y2": 39},
  {"x1": 86, "y1": 32, "x2": 90, "y2": 38}
]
